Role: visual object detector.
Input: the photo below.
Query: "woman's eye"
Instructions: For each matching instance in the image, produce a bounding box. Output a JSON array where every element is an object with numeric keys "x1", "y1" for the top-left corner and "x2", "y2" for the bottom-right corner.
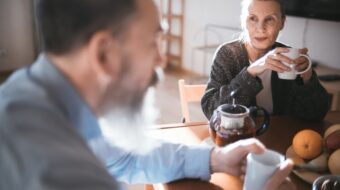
[
  {"x1": 265, "y1": 17, "x2": 275, "y2": 24},
  {"x1": 249, "y1": 16, "x2": 257, "y2": 22}
]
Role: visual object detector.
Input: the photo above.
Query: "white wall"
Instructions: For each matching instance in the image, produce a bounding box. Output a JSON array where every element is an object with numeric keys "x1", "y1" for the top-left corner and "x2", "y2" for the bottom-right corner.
[
  {"x1": 183, "y1": 0, "x2": 340, "y2": 76},
  {"x1": 0, "y1": 0, "x2": 36, "y2": 71},
  {"x1": 281, "y1": 17, "x2": 340, "y2": 70}
]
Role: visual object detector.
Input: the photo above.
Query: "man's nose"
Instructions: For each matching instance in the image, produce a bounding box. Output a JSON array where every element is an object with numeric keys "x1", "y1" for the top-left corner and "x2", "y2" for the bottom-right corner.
[{"x1": 156, "y1": 42, "x2": 166, "y2": 69}]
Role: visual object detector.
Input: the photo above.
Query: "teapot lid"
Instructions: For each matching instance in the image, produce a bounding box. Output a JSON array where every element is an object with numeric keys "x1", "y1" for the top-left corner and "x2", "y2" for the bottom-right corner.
[{"x1": 217, "y1": 104, "x2": 249, "y2": 117}]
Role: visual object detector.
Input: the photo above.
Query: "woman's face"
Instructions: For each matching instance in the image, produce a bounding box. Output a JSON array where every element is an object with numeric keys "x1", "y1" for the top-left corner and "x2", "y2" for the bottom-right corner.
[{"x1": 245, "y1": 0, "x2": 285, "y2": 51}]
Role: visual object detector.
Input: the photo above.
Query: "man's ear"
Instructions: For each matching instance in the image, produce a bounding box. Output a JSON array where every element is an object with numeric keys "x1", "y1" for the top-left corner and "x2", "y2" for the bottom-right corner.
[{"x1": 87, "y1": 31, "x2": 121, "y2": 83}]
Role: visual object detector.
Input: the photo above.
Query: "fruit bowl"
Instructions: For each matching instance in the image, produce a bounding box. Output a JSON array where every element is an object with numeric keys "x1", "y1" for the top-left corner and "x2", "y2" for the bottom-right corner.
[{"x1": 286, "y1": 146, "x2": 330, "y2": 184}]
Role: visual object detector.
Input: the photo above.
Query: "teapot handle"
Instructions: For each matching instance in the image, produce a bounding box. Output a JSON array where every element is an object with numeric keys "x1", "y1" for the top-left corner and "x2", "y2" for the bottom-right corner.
[
  {"x1": 209, "y1": 109, "x2": 220, "y2": 131},
  {"x1": 249, "y1": 106, "x2": 270, "y2": 136}
]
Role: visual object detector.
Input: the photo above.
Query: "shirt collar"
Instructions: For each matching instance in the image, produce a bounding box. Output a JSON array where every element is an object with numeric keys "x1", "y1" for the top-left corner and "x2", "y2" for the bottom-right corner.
[{"x1": 28, "y1": 53, "x2": 101, "y2": 140}]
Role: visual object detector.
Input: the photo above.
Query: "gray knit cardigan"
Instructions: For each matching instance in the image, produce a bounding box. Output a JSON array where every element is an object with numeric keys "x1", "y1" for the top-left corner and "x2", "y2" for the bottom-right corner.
[{"x1": 201, "y1": 40, "x2": 330, "y2": 121}]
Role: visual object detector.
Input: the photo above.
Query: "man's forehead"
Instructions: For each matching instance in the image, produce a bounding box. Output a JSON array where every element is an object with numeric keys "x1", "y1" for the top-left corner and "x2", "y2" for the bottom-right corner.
[
  {"x1": 136, "y1": 0, "x2": 157, "y2": 18},
  {"x1": 135, "y1": 0, "x2": 162, "y2": 33}
]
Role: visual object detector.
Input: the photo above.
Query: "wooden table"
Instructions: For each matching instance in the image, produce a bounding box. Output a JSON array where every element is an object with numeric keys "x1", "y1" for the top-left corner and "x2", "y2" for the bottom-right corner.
[
  {"x1": 315, "y1": 65, "x2": 340, "y2": 111},
  {"x1": 148, "y1": 111, "x2": 340, "y2": 190}
]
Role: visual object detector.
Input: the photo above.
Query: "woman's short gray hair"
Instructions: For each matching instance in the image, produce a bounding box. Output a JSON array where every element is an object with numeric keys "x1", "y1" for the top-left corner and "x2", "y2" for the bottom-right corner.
[
  {"x1": 240, "y1": 0, "x2": 285, "y2": 31},
  {"x1": 239, "y1": 0, "x2": 285, "y2": 42}
]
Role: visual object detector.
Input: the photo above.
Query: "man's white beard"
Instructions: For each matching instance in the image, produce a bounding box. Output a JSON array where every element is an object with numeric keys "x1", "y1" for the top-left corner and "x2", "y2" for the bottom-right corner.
[{"x1": 98, "y1": 87, "x2": 160, "y2": 155}]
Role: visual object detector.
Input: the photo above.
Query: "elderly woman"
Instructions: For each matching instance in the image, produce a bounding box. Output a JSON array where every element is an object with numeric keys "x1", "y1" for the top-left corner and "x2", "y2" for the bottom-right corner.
[{"x1": 201, "y1": 0, "x2": 330, "y2": 121}]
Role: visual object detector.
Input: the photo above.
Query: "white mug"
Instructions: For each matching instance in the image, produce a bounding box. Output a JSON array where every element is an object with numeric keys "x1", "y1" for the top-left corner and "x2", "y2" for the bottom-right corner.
[
  {"x1": 278, "y1": 48, "x2": 312, "y2": 80},
  {"x1": 243, "y1": 149, "x2": 285, "y2": 190}
]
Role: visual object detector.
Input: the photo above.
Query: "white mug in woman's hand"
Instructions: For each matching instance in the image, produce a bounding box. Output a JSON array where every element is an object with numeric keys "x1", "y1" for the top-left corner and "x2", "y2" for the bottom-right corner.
[{"x1": 278, "y1": 48, "x2": 312, "y2": 80}]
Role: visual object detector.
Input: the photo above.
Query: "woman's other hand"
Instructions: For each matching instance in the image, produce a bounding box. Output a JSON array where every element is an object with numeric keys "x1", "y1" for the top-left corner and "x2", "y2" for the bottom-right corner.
[
  {"x1": 295, "y1": 48, "x2": 313, "y2": 83},
  {"x1": 278, "y1": 47, "x2": 312, "y2": 83}
]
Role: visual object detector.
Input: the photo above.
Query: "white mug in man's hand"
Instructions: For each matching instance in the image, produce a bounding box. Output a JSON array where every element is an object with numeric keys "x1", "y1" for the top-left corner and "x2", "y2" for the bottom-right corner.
[
  {"x1": 278, "y1": 48, "x2": 312, "y2": 80},
  {"x1": 243, "y1": 149, "x2": 285, "y2": 190}
]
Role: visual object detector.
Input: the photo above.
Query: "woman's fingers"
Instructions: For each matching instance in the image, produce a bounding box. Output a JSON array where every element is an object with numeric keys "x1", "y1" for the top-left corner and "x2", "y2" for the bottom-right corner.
[
  {"x1": 266, "y1": 56, "x2": 291, "y2": 72},
  {"x1": 295, "y1": 62, "x2": 308, "y2": 71},
  {"x1": 273, "y1": 47, "x2": 290, "y2": 54},
  {"x1": 266, "y1": 64, "x2": 286, "y2": 73},
  {"x1": 269, "y1": 53, "x2": 293, "y2": 65},
  {"x1": 294, "y1": 56, "x2": 310, "y2": 71},
  {"x1": 268, "y1": 48, "x2": 295, "y2": 72},
  {"x1": 294, "y1": 56, "x2": 306, "y2": 64},
  {"x1": 298, "y1": 48, "x2": 308, "y2": 54}
]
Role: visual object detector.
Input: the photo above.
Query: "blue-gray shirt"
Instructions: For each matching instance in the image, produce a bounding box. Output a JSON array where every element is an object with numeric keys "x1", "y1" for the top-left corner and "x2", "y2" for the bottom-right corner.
[{"x1": 0, "y1": 54, "x2": 212, "y2": 190}]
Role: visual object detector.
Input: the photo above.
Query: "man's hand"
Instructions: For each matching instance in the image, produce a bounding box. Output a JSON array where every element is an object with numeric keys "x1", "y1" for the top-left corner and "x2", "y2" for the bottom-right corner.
[
  {"x1": 210, "y1": 138, "x2": 295, "y2": 190},
  {"x1": 210, "y1": 138, "x2": 265, "y2": 176},
  {"x1": 264, "y1": 159, "x2": 296, "y2": 190}
]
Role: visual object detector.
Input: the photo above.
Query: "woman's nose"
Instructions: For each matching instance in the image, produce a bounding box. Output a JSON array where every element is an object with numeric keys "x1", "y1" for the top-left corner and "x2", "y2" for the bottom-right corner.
[{"x1": 256, "y1": 21, "x2": 266, "y2": 32}]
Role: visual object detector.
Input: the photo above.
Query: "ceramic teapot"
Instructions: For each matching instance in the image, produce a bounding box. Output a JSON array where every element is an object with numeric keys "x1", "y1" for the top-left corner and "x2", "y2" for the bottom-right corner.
[{"x1": 209, "y1": 104, "x2": 270, "y2": 147}]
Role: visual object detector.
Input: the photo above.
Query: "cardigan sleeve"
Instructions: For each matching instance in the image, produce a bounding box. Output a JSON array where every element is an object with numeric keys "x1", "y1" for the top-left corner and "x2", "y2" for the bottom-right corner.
[
  {"x1": 288, "y1": 70, "x2": 331, "y2": 121},
  {"x1": 201, "y1": 44, "x2": 263, "y2": 119}
]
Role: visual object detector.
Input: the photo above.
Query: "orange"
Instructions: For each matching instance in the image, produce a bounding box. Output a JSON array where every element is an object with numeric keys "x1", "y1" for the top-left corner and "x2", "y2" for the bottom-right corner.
[
  {"x1": 328, "y1": 149, "x2": 340, "y2": 175},
  {"x1": 292, "y1": 129, "x2": 323, "y2": 160}
]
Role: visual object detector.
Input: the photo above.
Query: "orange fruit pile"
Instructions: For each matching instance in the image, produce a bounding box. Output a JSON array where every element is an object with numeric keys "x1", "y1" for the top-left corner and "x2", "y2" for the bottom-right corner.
[
  {"x1": 328, "y1": 149, "x2": 340, "y2": 175},
  {"x1": 289, "y1": 126, "x2": 340, "y2": 175}
]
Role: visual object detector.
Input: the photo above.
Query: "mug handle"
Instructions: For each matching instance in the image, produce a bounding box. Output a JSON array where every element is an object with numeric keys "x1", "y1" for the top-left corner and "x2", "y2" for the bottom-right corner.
[
  {"x1": 295, "y1": 54, "x2": 312, "y2": 75},
  {"x1": 249, "y1": 106, "x2": 270, "y2": 136}
]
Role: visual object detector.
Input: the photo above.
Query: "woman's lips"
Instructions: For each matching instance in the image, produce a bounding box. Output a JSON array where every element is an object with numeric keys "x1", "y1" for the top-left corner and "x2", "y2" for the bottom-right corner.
[{"x1": 255, "y1": 37, "x2": 267, "y2": 42}]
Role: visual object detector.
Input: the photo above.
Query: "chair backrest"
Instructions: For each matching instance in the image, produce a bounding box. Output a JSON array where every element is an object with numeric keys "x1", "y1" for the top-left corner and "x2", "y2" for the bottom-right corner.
[{"x1": 178, "y1": 79, "x2": 207, "y2": 123}]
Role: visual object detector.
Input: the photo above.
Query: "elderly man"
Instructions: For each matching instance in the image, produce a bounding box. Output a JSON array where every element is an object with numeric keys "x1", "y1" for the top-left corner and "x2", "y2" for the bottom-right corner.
[{"x1": 0, "y1": 0, "x2": 293, "y2": 189}]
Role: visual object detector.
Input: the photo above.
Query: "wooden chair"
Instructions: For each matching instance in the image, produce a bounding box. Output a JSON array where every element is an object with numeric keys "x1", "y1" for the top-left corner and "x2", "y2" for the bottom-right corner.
[
  {"x1": 178, "y1": 79, "x2": 207, "y2": 123},
  {"x1": 144, "y1": 184, "x2": 154, "y2": 190}
]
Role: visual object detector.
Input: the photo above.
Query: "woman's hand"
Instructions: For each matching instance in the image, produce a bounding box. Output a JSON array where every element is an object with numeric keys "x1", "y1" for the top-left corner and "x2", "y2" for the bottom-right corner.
[
  {"x1": 295, "y1": 48, "x2": 313, "y2": 83},
  {"x1": 247, "y1": 47, "x2": 292, "y2": 77},
  {"x1": 247, "y1": 47, "x2": 312, "y2": 83}
]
